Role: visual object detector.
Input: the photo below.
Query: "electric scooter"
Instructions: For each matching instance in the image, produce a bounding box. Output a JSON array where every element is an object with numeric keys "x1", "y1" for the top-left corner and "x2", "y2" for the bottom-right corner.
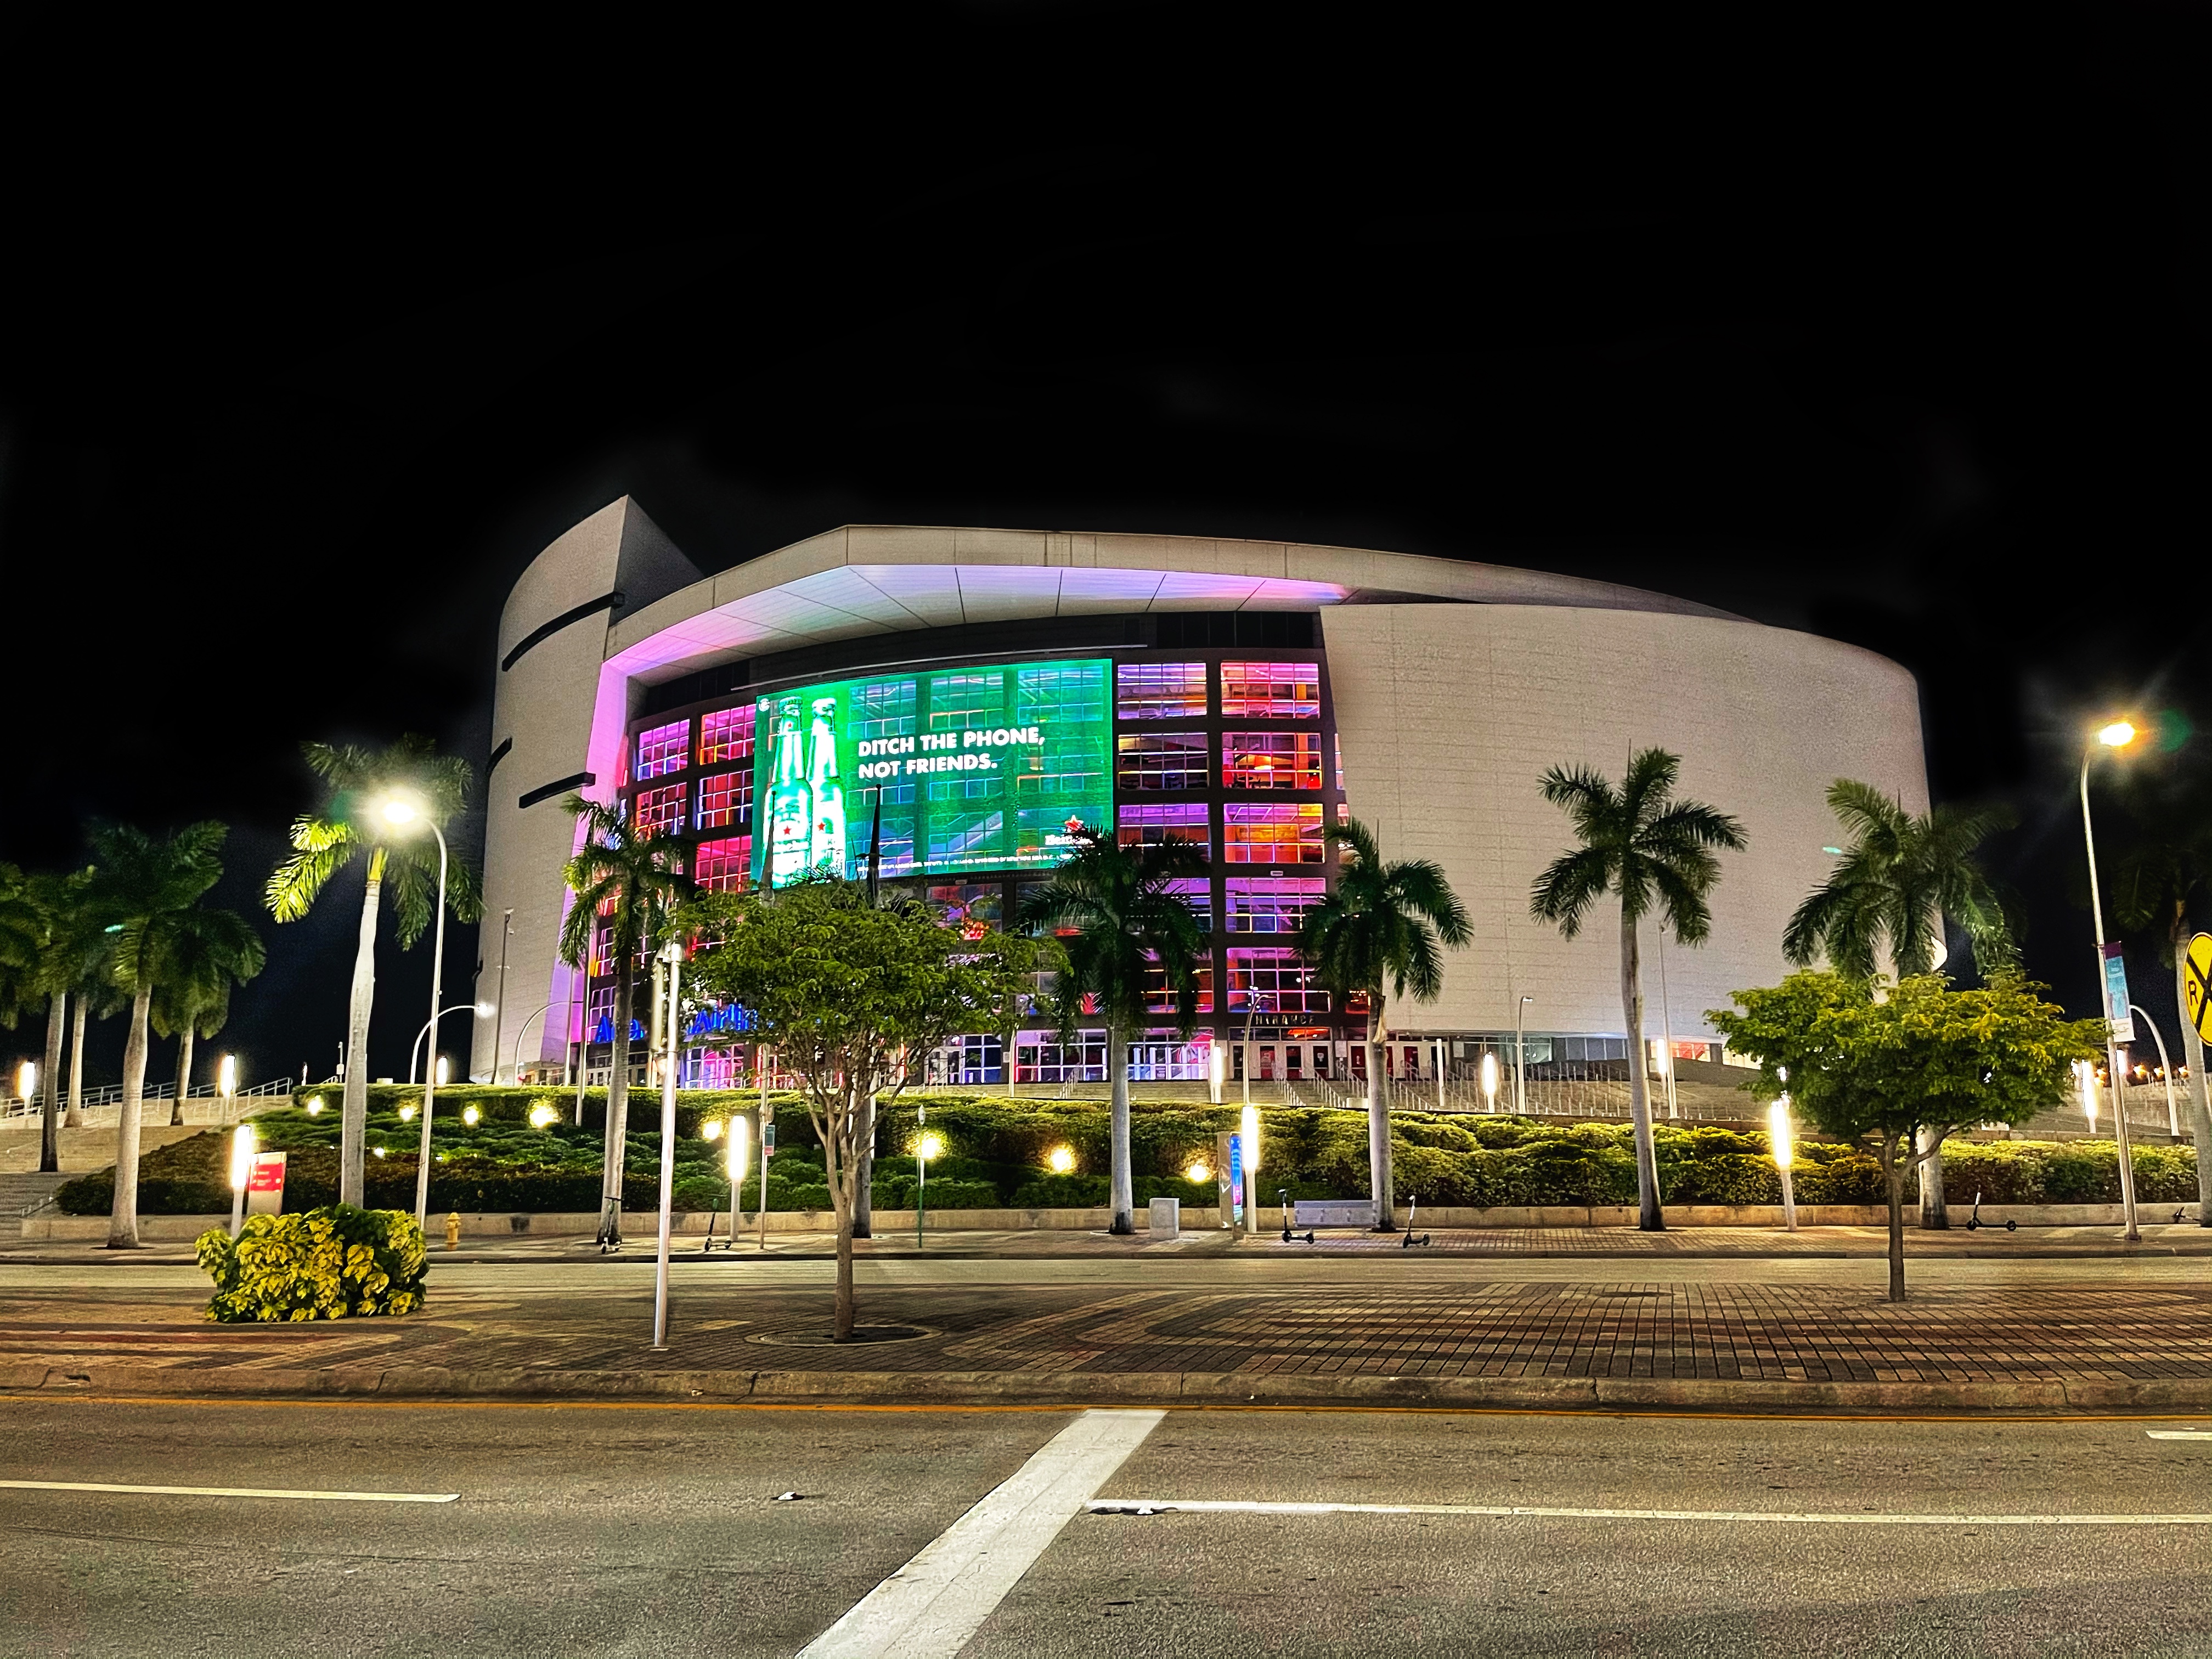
[
  {"x1": 1962, "y1": 1190, "x2": 2017, "y2": 1232},
  {"x1": 1278, "y1": 1187, "x2": 1316, "y2": 1245},
  {"x1": 1400, "y1": 1193, "x2": 1432, "y2": 1248}
]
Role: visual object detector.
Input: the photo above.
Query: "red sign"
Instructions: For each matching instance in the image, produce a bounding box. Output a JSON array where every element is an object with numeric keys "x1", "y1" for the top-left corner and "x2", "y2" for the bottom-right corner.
[{"x1": 245, "y1": 1150, "x2": 287, "y2": 1216}]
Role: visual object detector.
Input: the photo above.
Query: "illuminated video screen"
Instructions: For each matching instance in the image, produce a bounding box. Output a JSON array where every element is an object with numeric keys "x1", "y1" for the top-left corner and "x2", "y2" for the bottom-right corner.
[{"x1": 749, "y1": 659, "x2": 1111, "y2": 885}]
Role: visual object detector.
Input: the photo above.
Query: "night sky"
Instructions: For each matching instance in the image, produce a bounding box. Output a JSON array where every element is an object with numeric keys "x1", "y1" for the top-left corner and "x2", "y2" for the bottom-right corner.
[{"x1": 2, "y1": 8, "x2": 2205, "y2": 1089}]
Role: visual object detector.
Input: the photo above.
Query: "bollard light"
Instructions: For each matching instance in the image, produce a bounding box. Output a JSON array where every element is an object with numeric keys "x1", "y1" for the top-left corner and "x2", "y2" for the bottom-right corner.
[
  {"x1": 1185, "y1": 1159, "x2": 1211, "y2": 1184},
  {"x1": 2077, "y1": 1059, "x2": 2098, "y2": 1132},
  {"x1": 1047, "y1": 1145, "x2": 1076, "y2": 1175},
  {"x1": 305, "y1": 1096, "x2": 324, "y2": 1115},
  {"x1": 1209, "y1": 1043, "x2": 1225, "y2": 1104},
  {"x1": 527, "y1": 1101, "x2": 558, "y2": 1129},
  {"x1": 728, "y1": 1116, "x2": 749, "y2": 1187},
  {"x1": 917, "y1": 1130, "x2": 946, "y2": 1163},
  {"x1": 461, "y1": 1104, "x2": 481, "y2": 1126},
  {"x1": 435, "y1": 1056, "x2": 450, "y2": 1088},
  {"x1": 15, "y1": 1061, "x2": 33, "y2": 1105},
  {"x1": 218, "y1": 1054, "x2": 238, "y2": 1097},
  {"x1": 701, "y1": 1119, "x2": 724, "y2": 1142},
  {"x1": 399, "y1": 1102, "x2": 419, "y2": 1122},
  {"x1": 1480, "y1": 1051, "x2": 1498, "y2": 1108},
  {"x1": 1767, "y1": 1098, "x2": 1794, "y2": 1169},
  {"x1": 229, "y1": 1124, "x2": 257, "y2": 1189}
]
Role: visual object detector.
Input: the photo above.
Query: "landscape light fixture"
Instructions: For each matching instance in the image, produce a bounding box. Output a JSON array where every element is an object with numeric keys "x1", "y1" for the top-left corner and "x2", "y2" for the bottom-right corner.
[
  {"x1": 1768, "y1": 1097, "x2": 1797, "y2": 1233},
  {"x1": 217, "y1": 1054, "x2": 237, "y2": 1098},
  {"x1": 701, "y1": 1119, "x2": 723, "y2": 1141},
  {"x1": 1480, "y1": 1051, "x2": 1498, "y2": 1110},
  {"x1": 1047, "y1": 1145, "x2": 1076, "y2": 1175},
  {"x1": 1241, "y1": 1103, "x2": 1261, "y2": 1229},
  {"x1": 460, "y1": 1103, "x2": 480, "y2": 1126},
  {"x1": 399, "y1": 1103, "x2": 418, "y2": 1122},
  {"x1": 306, "y1": 1097, "x2": 324, "y2": 1115},
  {"x1": 15, "y1": 1062, "x2": 33, "y2": 1105},
  {"x1": 1185, "y1": 1159, "x2": 1211, "y2": 1184},
  {"x1": 528, "y1": 1102, "x2": 558, "y2": 1129},
  {"x1": 228, "y1": 1124, "x2": 256, "y2": 1238}
]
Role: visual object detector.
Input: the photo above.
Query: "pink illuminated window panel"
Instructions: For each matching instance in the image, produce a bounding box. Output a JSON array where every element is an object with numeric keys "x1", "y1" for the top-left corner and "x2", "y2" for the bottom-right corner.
[
  {"x1": 1226, "y1": 947, "x2": 1329, "y2": 1012},
  {"x1": 1142, "y1": 952, "x2": 1215, "y2": 1015},
  {"x1": 698, "y1": 769, "x2": 752, "y2": 829},
  {"x1": 694, "y1": 836, "x2": 751, "y2": 893},
  {"x1": 1115, "y1": 662, "x2": 1207, "y2": 720},
  {"x1": 698, "y1": 706, "x2": 754, "y2": 767},
  {"x1": 1224, "y1": 802, "x2": 1322, "y2": 863},
  {"x1": 1223, "y1": 730, "x2": 1323, "y2": 790},
  {"x1": 636, "y1": 720, "x2": 690, "y2": 780},
  {"x1": 1116, "y1": 803, "x2": 1209, "y2": 859},
  {"x1": 632, "y1": 784, "x2": 686, "y2": 839},
  {"x1": 1220, "y1": 662, "x2": 1319, "y2": 719}
]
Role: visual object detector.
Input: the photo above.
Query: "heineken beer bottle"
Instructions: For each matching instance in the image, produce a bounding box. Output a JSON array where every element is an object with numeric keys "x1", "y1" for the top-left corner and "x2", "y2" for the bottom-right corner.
[
  {"x1": 806, "y1": 696, "x2": 847, "y2": 877},
  {"x1": 766, "y1": 696, "x2": 812, "y2": 886}
]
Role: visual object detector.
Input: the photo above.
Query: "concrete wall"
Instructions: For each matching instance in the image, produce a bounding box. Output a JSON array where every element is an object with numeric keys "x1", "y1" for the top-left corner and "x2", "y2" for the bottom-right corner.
[{"x1": 1324, "y1": 603, "x2": 1928, "y2": 1042}]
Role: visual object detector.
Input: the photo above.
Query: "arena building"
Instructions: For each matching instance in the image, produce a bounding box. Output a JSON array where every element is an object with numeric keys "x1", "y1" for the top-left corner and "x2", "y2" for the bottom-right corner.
[{"x1": 471, "y1": 498, "x2": 1927, "y2": 1092}]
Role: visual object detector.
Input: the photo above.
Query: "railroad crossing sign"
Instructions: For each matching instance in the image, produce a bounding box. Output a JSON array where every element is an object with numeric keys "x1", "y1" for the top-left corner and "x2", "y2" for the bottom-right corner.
[{"x1": 2186, "y1": 933, "x2": 2212, "y2": 1045}]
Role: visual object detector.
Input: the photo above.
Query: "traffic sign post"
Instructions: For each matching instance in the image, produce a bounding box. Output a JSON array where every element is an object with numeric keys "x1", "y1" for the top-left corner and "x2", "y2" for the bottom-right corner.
[
  {"x1": 2185, "y1": 934, "x2": 2212, "y2": 1046},
  {"x1": 2183, "y1": 935, "x2": 2212, "y2": 1229}
]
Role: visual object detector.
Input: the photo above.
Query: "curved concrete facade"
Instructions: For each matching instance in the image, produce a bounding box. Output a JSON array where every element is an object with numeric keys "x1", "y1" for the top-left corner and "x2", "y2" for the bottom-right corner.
[{"x1": 471, "y1": 502, "x2": 1924, "y2": 1082}]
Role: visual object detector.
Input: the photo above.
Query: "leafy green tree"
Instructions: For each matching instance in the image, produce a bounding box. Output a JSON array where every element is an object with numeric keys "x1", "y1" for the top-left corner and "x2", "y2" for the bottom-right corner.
[
  {"x1": 150, "y1": 906, "x2": 266, "y2": 1127},
  {"x1": 1297, "y1": 818, "x2": 1471, "y2": 1230},
  {"x1": 266, "y1": 738, "x2": 482, "y2": 1206},
  {"x1": 556, "y1": 794, "x2": 691, "y2": 1244},
  {"x1": 683, "y1": 880, "x2": 1032, "y2": 1336},
  {"x1": 1531, "y1": 750, "x2": 1746, "y2": 1231},
  {"x1": 1785, "y1": 780, "x2": 2019, "y2": 1227},
  {"x1": 0, "y1": 866, "x2": 63, "y2": 1168},
  {"x1": 1709, "y1": 972, "x2": 2101, "y2": 1299},
  {"x1": 1015, "y1": 825, "x2": 1206, "y2": 1234},
  {"x1": 2109, "y1": 760, "x2": 2212, "y2": 1228},
  {"x1": 84, "y1": 822, "x2": 263, "y2": 1248}
]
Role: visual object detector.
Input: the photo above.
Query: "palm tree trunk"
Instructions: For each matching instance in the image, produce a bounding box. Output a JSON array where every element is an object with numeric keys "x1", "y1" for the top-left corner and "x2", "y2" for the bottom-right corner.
[
  {"x1": 852, "y1": 1090, "x2": 875, "y2": 1239},
  {"x1": 38, "y1": 992, "x2": 65, "y2": 1174},
  {"x1": 1620, "y1": 906, "x2": 1663, "y2": 1231},
  {"x1": 341, "y1": 867, "x2": 383, "y2": 1209},
  {"x1": 602, "y1": 956, "x2": 635, "y2": 1242},
  {"x1": 1106, "y1": 1023, "x2": 1134, "y2": 1234},
  {"x1": 171, "y1": 1025, "x2": 195, "y2": 1128},
  {"x1": 1916, "y1": 1126, "x2": 1949, "y2": 1228},
  {"x1": 109, "y1": 986, "x2": 153, "y2": 1249},
  {"x1": 2174, "y1": 930, "x2": 2212, "y2": 1226},
  {"x1": 1368, "y1": 989, "x2": 1395, "y2": 1231},
  {"x1": 65, "y1": 997, "x2": 87, "y2": 1128},
  {"x1": 1881, "y1": 1132, "x2": 1908, "y2": 1301}
]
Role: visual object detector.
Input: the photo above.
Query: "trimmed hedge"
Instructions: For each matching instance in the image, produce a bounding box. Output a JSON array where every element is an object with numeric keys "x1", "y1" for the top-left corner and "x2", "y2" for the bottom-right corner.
[
  {"x1": 196, "y1": 1206, "x2": 427, "y2": 1322},
  {"x1": 58, "y1": 1089, "x2": 2200, "y2": 1215}
]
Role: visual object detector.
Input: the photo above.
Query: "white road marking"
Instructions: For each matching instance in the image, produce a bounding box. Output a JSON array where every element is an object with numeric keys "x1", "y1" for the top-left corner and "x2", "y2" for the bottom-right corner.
[
  {"x1": 0, "y1": 1480, "x2": 458, "y2": 1504},
  {"x1": 797, "y1": 1408, "x2": 1164, "y2": 1659},
  {"x1": 1086, "y1": 1498, "x2": 2212, "y2": 1526},
  {"x1": 2146, "y1": 1431, "x2": 2212, "y2": 1441}
]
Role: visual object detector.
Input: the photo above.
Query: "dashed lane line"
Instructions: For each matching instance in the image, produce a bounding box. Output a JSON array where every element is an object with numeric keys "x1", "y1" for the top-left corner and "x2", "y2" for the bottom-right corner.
[
  {"x1": 1085, "y1": 1498, "x2": 2212, "y2": 1526},
  {"x1": 0, "y1": 1480, "x2": 458, "y2": 1503}
]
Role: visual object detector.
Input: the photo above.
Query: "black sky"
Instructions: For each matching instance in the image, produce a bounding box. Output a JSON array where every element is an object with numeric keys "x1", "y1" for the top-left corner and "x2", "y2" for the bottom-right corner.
[{"x1": 2, "y1": 7, "x2": 2206, "y2": 1088}]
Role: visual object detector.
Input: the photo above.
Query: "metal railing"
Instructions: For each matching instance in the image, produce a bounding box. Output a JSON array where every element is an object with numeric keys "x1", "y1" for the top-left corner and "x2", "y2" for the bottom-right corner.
[{"x1": 0, "y1": 1079, "x2": 294, "y2": 1130}]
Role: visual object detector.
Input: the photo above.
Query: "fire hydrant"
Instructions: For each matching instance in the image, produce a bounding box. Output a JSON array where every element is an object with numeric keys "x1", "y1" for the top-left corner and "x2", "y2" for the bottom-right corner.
[{"x1": 445, "y1": 1211, "x2": 462, "y2": 1250}]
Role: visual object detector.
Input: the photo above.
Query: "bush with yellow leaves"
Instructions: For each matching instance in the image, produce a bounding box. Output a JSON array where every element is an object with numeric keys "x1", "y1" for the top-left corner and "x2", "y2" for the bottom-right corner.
[{"x1": 195, "y1": 1205, "x2": 428, "y2": 1322}]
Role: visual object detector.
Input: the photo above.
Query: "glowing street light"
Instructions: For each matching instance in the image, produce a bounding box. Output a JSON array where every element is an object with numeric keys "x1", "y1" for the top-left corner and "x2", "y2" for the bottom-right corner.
[
  {"x1": 228, "y1": 1123, "x2": 256, "y2": 1238},
  {"x1": 1768, "y1": 1097, "x2": 1797, "y2": 1233},
  {"x1": 1240, "y1": 1103, "x2": 1261, "y2": 1232},
  {"x1": 2080, "y1": 718, "x2": 2142, "y2": 1239},
  {"x1": 915, "y1": 1128, "x2": 946, "y2": 1249},
  {"x1": 376, "y1": 791, "x2": 454, "y2": 1234}
]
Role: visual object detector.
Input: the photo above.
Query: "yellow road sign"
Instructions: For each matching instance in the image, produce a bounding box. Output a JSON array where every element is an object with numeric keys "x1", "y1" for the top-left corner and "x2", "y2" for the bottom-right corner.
[{"x1": 2186, "y1": 933, "x2": 2212, "y2": 1045}]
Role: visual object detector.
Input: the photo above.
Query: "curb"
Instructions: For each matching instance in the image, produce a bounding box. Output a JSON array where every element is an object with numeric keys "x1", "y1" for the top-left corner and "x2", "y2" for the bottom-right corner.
[{"x1": 8, "y1": 1362, "x2": 2209, "y2": 1415}]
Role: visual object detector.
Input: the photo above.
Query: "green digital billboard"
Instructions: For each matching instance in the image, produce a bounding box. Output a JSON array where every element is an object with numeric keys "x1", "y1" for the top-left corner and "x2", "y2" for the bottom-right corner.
[{"x1": 751, "y1": 658, "x2": 1111, "y2": 885}]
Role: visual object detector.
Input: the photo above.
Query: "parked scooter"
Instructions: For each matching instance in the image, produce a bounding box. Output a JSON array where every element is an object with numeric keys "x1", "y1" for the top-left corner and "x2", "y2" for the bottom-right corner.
[
  {"x1": 1400, "y1": 1194, "x2": 1432, "y2": 1249},
  {"x1": 1278, "y1": 1188, "x2": 1316, "y2": 1245},
  {"x1": 1962, "y1": 1190, "x2": 2017, "y2": 1232}
]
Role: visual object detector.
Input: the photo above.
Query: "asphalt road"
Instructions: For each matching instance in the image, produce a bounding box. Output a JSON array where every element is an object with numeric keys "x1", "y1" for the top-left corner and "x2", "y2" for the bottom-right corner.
[{"x1": 4, "y1": 1397, "x2": 2210, "y2": 1657}]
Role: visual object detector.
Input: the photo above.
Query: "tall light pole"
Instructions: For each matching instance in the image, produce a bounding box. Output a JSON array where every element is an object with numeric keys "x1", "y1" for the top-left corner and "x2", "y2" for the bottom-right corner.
[
  {"x1": 509, "y1": 1000, "x2": 560, "y2": 1086},
  {"x1": 380, "y1": 795, "x2": 450, "y2": 1235},
  {"x1": 1515, "y1": 995, "x2": 1533, "y2": 1116},
  {"x1": 493, "y1": 909, "x2": 514, "y2": 1080},
  {"x1": 2081, "y1": 720, "x2": 2141, "y2": 1241},
  {"x1": 652, "y1": 938, "x2": 683, "y2": 1350},
  {"x1": 411, "y1": 1003, "x2": 492, "y2": 1085}
]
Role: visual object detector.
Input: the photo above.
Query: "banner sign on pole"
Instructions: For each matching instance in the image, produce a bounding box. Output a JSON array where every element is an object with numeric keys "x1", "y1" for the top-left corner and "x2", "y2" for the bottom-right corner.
[
  {"x1": 2102, "y1": 944, "x2": 2135, "y2": 1045},
  {"x1": 245, "y1": 1150, "x2": 287, "y2": 1217},
  {"x1": 2186, "y1": 933, "x2": 2212, "y2": 1046}
]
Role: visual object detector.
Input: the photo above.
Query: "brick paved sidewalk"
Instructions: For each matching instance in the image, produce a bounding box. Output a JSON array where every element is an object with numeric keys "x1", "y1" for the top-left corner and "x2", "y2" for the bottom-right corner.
[{"x1": 5, "y1": 1260, "x2": 2211, "y2": 1408}]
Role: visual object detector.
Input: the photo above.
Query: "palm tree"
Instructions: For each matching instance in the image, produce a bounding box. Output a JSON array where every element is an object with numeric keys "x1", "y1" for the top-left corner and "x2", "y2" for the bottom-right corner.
[
  {"x1": 557, "y1": 794, "x2": 692, "y2": 1245},
  {"x1": 1531, "y1": 750, "x2": 1747, "y2": 1232},
  {"x1": 1297, "y1": 818, "x2": 1471, "y2": 1231},
  {"x1": 82, "y1": 822, "x2": 257, "y2": 1248},
  {"x1": 1, "y1": 869, "x2": 94, "y2": 1170},
  {"x1": 266, "y1": 737, "x2": 482, "y2": 1206},
  {"x1": 1784, "y1": 780, "x2": 2018, "y2": 1227},
  {"x1": 1784, "y1": 781, "x2": 2016, "y2": 981},
  {"x1": 0, "y1": 866, "x2": 44, "y2": 1158},
  {"x1": 1017, "y1": 825, "x2": 1206, "y2": 1235},
  {"x1": 2113, "y1": 824, "x2": 2212, "y2": 1227},
  {"x1": 151, "y1": 907, "x2": 266, "y2": 1127}
]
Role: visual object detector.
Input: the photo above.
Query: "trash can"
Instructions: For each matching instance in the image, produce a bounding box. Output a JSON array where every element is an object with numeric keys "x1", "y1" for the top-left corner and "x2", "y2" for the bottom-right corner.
[{"x1": 1147, "y1": 1197, "x2": 1180, "y2": 1240}]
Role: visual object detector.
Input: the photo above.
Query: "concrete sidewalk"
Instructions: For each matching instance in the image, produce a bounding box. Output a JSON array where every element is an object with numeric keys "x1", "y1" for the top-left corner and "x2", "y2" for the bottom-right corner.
[{"x1": 4, "y1": 1245, "x2": 2211, "y2": 1414}]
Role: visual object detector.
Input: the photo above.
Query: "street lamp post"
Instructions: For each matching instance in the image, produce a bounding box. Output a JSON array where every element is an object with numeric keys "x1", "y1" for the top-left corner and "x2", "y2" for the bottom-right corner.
[
  {"x1": 509, "y1": 1000, "x2": 560, "y2": 1086},
  {"x1": 411, "y1": 1003, "x2": 491, "y2": 1085},
  {"x1": 2129, "y1": 1003, "x2": 2182, "y2": 1138},
  {"x1": 379, "y1": 797, "x2": 451, "y2": 1236},
  {"x1": 2081, "y1": 722, "x2": 2142, "y2": 1241},
  {"x1": 1515, "y1": 995, "x2": 1532, "y2": 1117},
  {"x1": 652, "y1": 939, "x2": 682, "y2": 1350},
  {"x1": 1769, "y1": 1088, "x2": 1797, "y2": 1233}
]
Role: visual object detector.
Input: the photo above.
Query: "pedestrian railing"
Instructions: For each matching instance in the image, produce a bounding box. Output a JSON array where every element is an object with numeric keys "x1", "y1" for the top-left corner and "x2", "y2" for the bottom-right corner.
[{"x1": 0, "y1": 1079, "x2": 294, "y2": 1131}]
